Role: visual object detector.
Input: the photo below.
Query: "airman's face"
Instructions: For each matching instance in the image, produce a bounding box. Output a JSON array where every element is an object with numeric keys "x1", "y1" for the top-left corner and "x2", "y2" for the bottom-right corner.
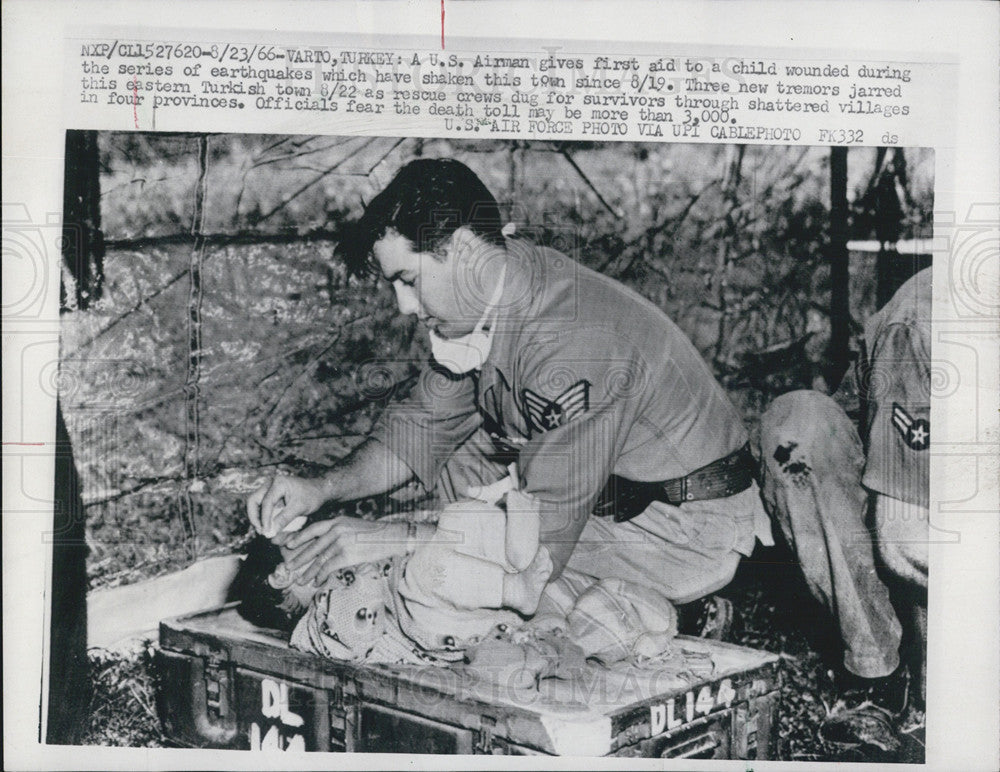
[{"x1": 372, "y1": 227, "x2": 497, "y2": 338}]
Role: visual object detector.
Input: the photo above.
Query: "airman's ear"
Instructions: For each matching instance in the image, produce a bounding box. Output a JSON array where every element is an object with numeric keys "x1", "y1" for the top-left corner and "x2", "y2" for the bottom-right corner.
[
  {"x1": 451, "y1": 226, "x2": 501, "y2": 266},
  {"x1": 449, "y1": 225, "x2": 477, "y2": 250},
  {"x1": 443, "y1": 226, "x2": 476, "y2": 266}
]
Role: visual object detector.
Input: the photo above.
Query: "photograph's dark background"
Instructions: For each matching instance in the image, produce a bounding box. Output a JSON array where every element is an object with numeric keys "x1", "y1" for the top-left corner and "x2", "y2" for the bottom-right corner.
[{"x1": 56, "y1": 132, "x2": 932, "y2": 757}]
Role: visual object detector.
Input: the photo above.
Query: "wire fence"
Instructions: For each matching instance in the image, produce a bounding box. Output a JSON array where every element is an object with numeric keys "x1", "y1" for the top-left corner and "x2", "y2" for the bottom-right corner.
[{"x1": 58, "y1": 133, "x2": 934, "y2": 586}]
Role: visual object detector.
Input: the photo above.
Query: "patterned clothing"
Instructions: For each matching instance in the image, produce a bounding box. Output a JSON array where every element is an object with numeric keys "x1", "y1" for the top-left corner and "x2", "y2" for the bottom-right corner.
[
  {"x1": 289, "y1": 555, "x2": 519, "y2": 666},
  {"x1": 289, "y1": 500, "x2": 541, "y2": 664}
]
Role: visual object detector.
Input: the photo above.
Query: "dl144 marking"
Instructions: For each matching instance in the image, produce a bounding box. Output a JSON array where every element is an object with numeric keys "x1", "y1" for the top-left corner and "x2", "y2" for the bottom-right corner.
[
  {"x1": 649, "y1": 677, "x2": 737, "y2": 735},
  {"x1": 249, "y1": 678, "x2": 305, "y2": 751}
]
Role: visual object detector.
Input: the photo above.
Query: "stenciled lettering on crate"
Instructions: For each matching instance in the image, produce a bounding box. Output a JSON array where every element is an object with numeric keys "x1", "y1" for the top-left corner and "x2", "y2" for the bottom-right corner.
[
  {"x1": 248, "y1": 678, "x2": 305, "y2": 752},
  {"x1": 649, "y1": 677, "x2": 737, "y2": 735}
]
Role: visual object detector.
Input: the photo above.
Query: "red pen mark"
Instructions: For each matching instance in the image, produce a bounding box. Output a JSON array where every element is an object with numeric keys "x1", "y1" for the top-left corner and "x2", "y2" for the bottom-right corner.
[
  {"x1": 440, "y1": 0, "x2": 445, "y2": 49},
  {"x1": 3, "y1": 442, "x2": 46, "y2": 446},
  {"x1": 133, "y1": 77, "x2": 139, "y2": 128}
]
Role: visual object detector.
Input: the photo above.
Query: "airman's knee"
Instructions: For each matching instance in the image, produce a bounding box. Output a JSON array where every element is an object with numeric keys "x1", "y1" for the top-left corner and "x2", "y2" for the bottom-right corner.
[
  {"x1": 761, "y1": 390, "x2": 850, "y2": 440},
  {"x1": 760, "y1": 390, "x2": 863, "y2": 482}
]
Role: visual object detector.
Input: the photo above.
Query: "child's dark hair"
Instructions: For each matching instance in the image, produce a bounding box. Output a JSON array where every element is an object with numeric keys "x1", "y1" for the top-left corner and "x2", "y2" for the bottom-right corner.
[
  {"x1": 340, "y1": 158, "x2": 505, "y2": 277},
  {"x1": 229, "y1": 535, "x2": 307, "y2": 633}
]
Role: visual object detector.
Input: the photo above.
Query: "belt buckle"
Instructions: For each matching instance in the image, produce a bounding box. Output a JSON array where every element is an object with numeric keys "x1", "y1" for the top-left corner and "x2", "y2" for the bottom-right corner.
[{"x1": 680, "y1": 475, "x2": 693, "y2": 502}]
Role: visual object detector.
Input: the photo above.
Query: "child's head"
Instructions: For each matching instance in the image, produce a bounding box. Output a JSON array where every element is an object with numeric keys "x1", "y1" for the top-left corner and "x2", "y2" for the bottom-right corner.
[{"x1": 229, "y1": 535, "x2": 310, "y2": 632}]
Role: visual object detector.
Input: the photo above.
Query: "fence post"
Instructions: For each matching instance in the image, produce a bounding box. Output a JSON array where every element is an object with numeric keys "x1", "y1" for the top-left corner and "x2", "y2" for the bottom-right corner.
[
  {"x1": 827, "y1": 145, "x2": 851, "y2": 386},
  {"x1": 712, "y1": 144, "x2": 745, "y2": 368},
  {"x1": 61, "y1": 130, "x2": 105, "y2": 310},
  {"x1": 180, "y1": 135, "x2": 210, "y2": 552}
]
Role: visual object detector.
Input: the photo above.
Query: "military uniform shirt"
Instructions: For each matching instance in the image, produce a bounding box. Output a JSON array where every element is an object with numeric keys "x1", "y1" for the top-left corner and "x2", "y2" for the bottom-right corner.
[
  {"x1": 372, "y1": 240, "x2": 751, "y2": 569},
  {"x1": 858, "y1": 267, "x2": 932, "y2": 509}
]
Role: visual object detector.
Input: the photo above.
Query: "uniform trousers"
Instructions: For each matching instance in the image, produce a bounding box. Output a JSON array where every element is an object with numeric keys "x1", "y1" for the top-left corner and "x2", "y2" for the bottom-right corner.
[
  {"x1": 427, "y1": 394, "x2": 905, "y2": 680},
  {"x1": 431, "y1": 428, "x2": 760, "y2": 608},
  {"x1": 759, "y1": 390, "x2": 903, "y2": 678}
]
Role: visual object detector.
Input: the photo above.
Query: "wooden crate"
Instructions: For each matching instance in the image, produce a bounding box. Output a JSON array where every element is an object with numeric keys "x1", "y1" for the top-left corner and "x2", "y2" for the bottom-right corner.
[{"x1": 155, "y1": 603, "x2": 781, "y2": 758}]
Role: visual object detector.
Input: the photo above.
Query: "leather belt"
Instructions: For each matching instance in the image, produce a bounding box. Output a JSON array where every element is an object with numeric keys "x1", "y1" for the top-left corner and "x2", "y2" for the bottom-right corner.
[{"x1": 594, "y1": 443, "x2": 756, "y2": 523}]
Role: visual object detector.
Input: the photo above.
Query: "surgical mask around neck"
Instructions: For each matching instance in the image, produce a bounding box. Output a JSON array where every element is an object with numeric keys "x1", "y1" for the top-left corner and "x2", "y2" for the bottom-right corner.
[{"x1": 428, "y1": 265, "x2": 506, "y2": 374}]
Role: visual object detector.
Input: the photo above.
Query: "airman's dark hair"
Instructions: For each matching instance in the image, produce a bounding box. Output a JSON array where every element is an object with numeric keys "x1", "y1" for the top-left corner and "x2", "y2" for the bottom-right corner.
[{"x1": 339, "y1": 158, "x2": 505, "y2": 277}]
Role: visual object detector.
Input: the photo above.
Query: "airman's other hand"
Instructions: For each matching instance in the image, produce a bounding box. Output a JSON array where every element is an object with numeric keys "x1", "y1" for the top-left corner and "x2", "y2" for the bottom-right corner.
[{"x1": 246, "y1": 475, "x2": 326, "y2": 538}]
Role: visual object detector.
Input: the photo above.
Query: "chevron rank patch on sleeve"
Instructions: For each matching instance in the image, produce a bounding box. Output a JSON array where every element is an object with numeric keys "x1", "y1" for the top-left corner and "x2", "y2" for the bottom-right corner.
[
  {"x1": 891, "y1": 402, "x2": 930, "y2": 451},
  {"x1": 522, "y1": 380, "x2": 590, "y2": 433}
]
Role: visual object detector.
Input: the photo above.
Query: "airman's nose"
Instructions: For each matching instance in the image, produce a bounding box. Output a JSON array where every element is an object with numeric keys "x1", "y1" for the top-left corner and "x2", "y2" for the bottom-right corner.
[{"x1": 392, "y1": 281, "x2": 421, "y2": 316}]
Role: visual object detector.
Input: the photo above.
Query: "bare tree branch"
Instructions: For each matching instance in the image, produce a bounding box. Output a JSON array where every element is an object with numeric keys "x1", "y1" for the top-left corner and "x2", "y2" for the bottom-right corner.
[
  {"x1": 558, "y1": 147, "x2": 623, "y2": 220},
  {"x1": 253, "y1": 136, "x2": 380, "y2": 224},
  {"x1": 599, "y1": 180, "x2": 716, "y2": 276}
]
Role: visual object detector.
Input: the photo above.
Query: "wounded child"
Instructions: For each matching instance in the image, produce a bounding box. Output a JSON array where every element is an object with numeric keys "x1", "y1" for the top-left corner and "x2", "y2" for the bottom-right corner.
[{"x1": 236, "y1": 479, "x2": 685, "y2": 682}]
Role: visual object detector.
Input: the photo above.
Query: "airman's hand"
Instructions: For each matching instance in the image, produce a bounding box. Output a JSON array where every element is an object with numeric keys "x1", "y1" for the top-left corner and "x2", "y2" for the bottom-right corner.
[
  {"x1": 246, "y1": 475, "x2": 327, "y2": 538},
  {"x1": 282, "y1": 517, "x2": 406, "y2": 586}
]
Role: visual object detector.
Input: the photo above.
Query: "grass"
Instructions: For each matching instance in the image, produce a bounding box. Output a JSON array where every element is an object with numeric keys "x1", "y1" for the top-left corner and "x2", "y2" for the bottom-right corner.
[
  {"x1": 82, "y1": 645, "x2": 162, "y2": 748},
  {"x1": 726, "y1": 544, "x2": 925, "y2": 763}
]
